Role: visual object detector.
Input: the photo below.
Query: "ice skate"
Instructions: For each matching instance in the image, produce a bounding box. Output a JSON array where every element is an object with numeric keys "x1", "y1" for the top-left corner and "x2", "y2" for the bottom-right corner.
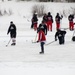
[
  {"x1": 11, "y1": 43, "x2": 16, "y2": 46},
  {"x1": 39, "y1": 52, "x2": 44, "y2": 54}
]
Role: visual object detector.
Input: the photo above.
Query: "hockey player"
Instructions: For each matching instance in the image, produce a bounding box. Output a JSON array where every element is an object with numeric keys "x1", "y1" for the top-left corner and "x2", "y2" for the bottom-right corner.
[
  {"x1": 31, "y1": 13, "x2": 38, "y2": 31},
  {"x1": 68, "y1": 14, "x2": 74, "y2": 31},
  {"x1": 31, "y1": 14, "x2": 34, "y2": 29},
  {"x1": 47, "y1": 12, "x2": 53, "y2": 31},
  {"x1": 55, "y1": 13, "x2": 63, "y2": 30},
  {"x1": 55, "y1": 29, "x2": 66, "y2": 45},
  {"x1": 37, "y1": 20, "x2": 47, "y2": 35},
  {"x1": 37, "y1": 27, "x2": 46, "y2": 54},
  {"x1": 42, "y1": 13, "x2": 48, "y2": 25},
  {"x1": 7, "y1": 21, "x2": 17, "y2": 46}
]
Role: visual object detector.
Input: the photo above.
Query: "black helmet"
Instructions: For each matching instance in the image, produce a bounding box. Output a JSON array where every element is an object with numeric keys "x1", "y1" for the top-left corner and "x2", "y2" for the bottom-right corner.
[
  {"x1": 57, "y1": 13, "x2": 59, "y2": 15},
  {"x1": 10, "y1": 21, "x2": 13, "y2": 24},
  {"x1": 48, "y1": 12, "x2": 51, "y2": 15}
]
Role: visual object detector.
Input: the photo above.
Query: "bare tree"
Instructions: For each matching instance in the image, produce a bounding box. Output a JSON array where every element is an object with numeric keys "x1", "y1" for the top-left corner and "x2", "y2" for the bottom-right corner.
[
  {"x1": 67, "y1": 0, "x2": 75, "y2": 2},
  {"x1": 32, "y1": 4, "x2": 46, "y2": 17},
  {"x1": 39, "y1": 0, "x2": 49, "y2": 2},
  {"x1": 2, "y1": 0, "x2": 4, "y2": 1}
]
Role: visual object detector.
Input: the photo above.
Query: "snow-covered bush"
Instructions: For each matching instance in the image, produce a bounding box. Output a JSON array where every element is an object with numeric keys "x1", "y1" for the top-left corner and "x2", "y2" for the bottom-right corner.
[
  {"x1": 0, "y1": 8, "x2": 13, "y2": 16},
  {"x1": 71, "y1": 7, "x2": 75, "y2": 15},
  {"x1": 32, "y1": 4, "x2": 46, "y2": 17},
  {"x1": 60, "y1": 7, "x2": 75, "y2": 17}
]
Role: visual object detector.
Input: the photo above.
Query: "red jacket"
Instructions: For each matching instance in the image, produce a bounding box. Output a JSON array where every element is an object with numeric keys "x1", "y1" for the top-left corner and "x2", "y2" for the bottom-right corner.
[{"x1": 38, "y1": 30, "x2": 46, "y2": 42}]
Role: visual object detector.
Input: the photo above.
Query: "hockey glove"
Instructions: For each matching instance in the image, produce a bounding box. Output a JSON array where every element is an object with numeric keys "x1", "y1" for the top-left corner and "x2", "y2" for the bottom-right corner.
[
  {"x1": 7, "y1": 33, "x2": 9, "y2": 35},
  {"x1": 37, "y1": 41, "x2": 39, "y2": 43},
  {"x1": 55, "y1": 38, "x2": 57, "y2": 41}
]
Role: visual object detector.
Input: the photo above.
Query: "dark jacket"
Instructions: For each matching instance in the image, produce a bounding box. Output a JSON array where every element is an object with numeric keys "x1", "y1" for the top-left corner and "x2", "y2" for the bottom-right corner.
[
  {"x1": 37, "y1": 23, "x2": 47, "y2": 35},
  {"x1": 43, "y1": 14, "x2": 48, "y2": 22},
  {"x1": 55, "y1": 14, "x2": 62, "y2": 24},
  {"x1": 55, "y1": 29, "x2": 66, "y2": 44},
  {"x1": 7, "y1": 23, "x2": 16, "y2": 38},
  {"x1": 47, "y1": 14, "x2": 53, "y2": 23},
  {"x1": 68, "y1": 14, "x2": 74, "y2": 22},
  {"x1": 32, "y1": 14, "x2": 38, "y2": 24}
]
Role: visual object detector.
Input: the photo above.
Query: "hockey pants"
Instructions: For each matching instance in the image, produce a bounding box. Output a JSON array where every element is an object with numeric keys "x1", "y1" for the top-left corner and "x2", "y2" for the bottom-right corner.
[{"x1": 69, "y1": 22, "x2": 74, "y2": 30}]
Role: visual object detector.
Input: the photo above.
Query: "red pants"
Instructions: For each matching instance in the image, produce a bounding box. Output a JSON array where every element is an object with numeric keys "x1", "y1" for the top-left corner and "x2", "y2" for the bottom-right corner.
[
  {"x1": 56, "y1": 22, "x2": 60, "y2": 30},
  {"x1": 69, "y1": 22, "x2": 74, "y2": 30},
  {"x1": 47, "y1": 21, "x2": 52, "y2": 31}
]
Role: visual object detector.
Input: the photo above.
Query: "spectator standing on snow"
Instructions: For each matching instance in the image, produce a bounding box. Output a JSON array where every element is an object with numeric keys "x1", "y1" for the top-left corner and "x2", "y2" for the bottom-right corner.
[
  {"x1": 7, "y1": 21, "x2": 17, "y2": 46},
  {"x1": 47, "y1": 12, "x2": 53, "y2": 31},
  {"x1": 68, "y1": 14, "x2": 74, "y2": 31},
  {"x1": 31, "y1": 13, "x2": 38, "y2": 31},
  {"x1": 55, "y1": 13, "x2": 63, "y2": 30},
  {"x1": 55, "y1": 29, "x2": 66, "y2": 45},
  {"x1": 37, "y1": 20, "x2": 47, "y2": 35},
  {"x1": 37, "y1": 27, "x2": 46, "y2": 54}
]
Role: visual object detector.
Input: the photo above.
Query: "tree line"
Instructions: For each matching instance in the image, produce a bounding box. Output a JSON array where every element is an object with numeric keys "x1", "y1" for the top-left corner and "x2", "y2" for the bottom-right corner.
[{"x1": 1, "y1": 0, "x2": 75, "y2": 2}]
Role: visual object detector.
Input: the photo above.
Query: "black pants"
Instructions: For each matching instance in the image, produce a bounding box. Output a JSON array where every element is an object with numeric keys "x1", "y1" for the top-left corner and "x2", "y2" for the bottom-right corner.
[
  {"x1": 10, "y1": 33, "x2": 16, "y2": 38},
  {"x1": 59, "y1": 37, "x2": 65, "y2": 44},
  {"x1": 40, "y1": 42, "x2": 45, "y2": 52},
  {"x1": 31, "y1": 22, "x2": 34, "y2": 28}
]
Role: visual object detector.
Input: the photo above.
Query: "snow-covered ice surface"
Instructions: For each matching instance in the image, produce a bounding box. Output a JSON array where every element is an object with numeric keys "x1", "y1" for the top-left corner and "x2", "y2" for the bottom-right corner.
[{"x1": 0, "y1": 1, "x2": 75, "y2": 75}]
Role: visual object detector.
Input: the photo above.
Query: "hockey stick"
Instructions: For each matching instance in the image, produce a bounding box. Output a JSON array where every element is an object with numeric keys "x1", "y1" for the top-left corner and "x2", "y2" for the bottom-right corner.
[
  {"x1": 72, "y1": 29, "x2": 75, "y2": 37},
  {"x1": 32, "y1": 33, "x2": 38, "y2": 43},
  {"x1": 32, "y1": 41, "x2": 37, "y2": 43},
  {"x1": 60, "y1": 28, "x2": 69, "y2": 30},
  {"x1": 72, "y1": 29, "x2": 75, "y2": 41},
  {"x1": 6, "y1": 38, "x2": 11, "y2": 47},
  {"x1": 32, "y1": 40, "x2": 55, "y2": 45},
  {"x1": 27, "y1": 19, "x2": 30, "y2": 22},
  {"x1": 23, "y1": 16, "x2": 30, "y2": 22},
  {"x1": 45, "y1": 40, "x2": 56, "y2": 45},
  {"x1": 34, "y1": 33, "x2": 38, "y2": 41}
]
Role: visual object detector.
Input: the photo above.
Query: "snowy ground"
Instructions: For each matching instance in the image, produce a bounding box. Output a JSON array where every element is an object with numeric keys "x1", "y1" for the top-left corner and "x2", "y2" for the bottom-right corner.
[{"x1": 0, "y1": 1, "x2": 75, "y2": 75}]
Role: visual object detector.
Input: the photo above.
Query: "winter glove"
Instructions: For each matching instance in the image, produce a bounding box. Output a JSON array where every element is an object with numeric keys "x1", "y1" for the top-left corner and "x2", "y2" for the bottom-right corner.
[
  {"x1": 55, "y1": 38, "x2": 57, "y2": 41},
  {"x1": 37, "y1": 41, "x2": 39, "y2": 43},
  {"x1": 7, "y1": 33, "x2": 8, "y2": 35},
  {"x1": 61, "y1": 15, "x2": 63, "y2": 19}
]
